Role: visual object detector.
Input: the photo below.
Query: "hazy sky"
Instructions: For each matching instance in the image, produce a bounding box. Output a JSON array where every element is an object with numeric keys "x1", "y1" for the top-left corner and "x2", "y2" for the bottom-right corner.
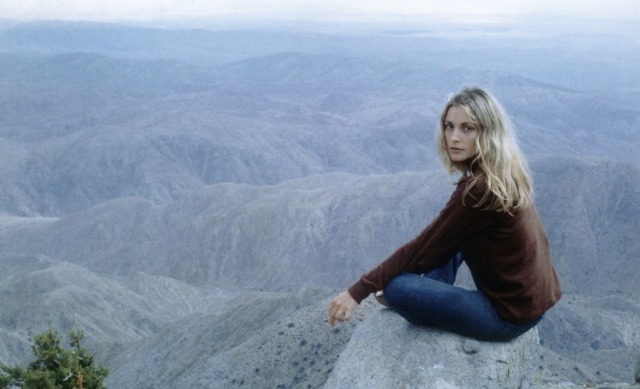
[{"x1": 1, "y1": 0, "x2": 639, "y2": 23}]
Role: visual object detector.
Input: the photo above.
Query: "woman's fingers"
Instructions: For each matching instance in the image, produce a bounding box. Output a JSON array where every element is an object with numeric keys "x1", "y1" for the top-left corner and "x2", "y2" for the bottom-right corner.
[
  {"x1": 328, "y1": 299, "x2": 343, "y2": 326},
  {"x1": 328, "y1": 302, "x2": 337, "y2": 326},
  {"x1": 342, "y1": 307, "x2": 352, "y2": 322},
  {"x1": 328, "y1": 291, "x2": 357, "y2": 327}
]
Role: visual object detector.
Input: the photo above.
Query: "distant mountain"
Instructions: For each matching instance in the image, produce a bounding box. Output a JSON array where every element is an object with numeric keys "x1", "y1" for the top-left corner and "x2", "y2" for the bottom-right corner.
[
  {"x1": 1, "y1": 51, "x2": 638, "y2": 215},
  {"x1": 0, "y1": 21, "x2": 351, "y2": 64},
  {"x1": 2, "y1": 20, "x2": 639, "y2": 90},
  {"x1": 533, "y1": 157, "x2": 640, "y2": 296},
  {"x1": 1, "y1": 157, "x2": 637, "y2": 298}
]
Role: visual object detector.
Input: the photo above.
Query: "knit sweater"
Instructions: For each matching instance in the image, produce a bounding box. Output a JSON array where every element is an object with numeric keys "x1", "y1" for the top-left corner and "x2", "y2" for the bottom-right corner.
[{"x1": 347, "y1": 175, "x2": 562, "y2": 324}]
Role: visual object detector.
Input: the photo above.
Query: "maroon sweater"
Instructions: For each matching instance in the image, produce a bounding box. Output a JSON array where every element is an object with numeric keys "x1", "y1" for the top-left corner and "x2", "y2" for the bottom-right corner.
[{"x1": 348, "y1": 175, "x2": 562, "y2": 323}]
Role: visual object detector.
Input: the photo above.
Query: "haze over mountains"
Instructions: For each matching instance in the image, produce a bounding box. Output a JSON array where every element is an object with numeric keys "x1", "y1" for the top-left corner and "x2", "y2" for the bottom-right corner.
[{"x1": 0, "y1": 20, "x2": 639, "y2": 387}]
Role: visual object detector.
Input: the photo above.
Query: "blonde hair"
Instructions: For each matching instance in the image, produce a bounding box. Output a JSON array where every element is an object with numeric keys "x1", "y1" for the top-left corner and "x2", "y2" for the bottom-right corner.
[{"x1": 436, "y1": 86, "x2": 533, "y2": 213}]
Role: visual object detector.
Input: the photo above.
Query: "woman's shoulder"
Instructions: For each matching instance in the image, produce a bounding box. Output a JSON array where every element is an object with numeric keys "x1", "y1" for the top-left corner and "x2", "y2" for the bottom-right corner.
[
  {"x1": 457, "y1": 173, "x2": 511, "y2": 215},
  {"x1": 457, "y1": 173, "x2": 488, "y2": 197}
]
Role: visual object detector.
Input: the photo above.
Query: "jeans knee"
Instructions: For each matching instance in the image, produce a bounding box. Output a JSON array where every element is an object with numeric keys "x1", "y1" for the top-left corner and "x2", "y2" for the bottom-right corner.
[
  {"x1": 382, "y1": 274, "x2": 408, "y2": 306},
  {"x1": 383, "y1": 273, "x2": 426, "y2": 308}
]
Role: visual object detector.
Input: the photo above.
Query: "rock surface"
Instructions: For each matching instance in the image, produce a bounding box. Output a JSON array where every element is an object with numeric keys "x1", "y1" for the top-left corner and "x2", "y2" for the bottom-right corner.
[
  {"x1": 533, "y1": 384, "x2": 640, "y2": 388},
  {"x1": 324, "y1": 308, "x2": 540, "y2": 389}
]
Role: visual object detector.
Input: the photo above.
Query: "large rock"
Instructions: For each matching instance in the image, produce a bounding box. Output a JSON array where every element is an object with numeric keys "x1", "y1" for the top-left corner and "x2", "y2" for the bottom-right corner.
[{"x1": 324, "y1": 308, "x2": 540, "y2": 389}]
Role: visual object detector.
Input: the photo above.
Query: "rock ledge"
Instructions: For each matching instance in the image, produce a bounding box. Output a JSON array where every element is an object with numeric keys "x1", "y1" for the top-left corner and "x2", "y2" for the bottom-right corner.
[{"x1": 324, "y1": 308, "x2": 540, "y2": 389}]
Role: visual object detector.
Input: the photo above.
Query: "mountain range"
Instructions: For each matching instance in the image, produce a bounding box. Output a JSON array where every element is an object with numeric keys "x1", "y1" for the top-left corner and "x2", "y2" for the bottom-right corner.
[{"x1": 0, "y1": 20, "x2": 639, "y2": 387}]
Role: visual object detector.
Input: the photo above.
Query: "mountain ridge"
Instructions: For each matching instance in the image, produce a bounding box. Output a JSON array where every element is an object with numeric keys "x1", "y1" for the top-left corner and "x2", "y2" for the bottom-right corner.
[{"x1": 1, "y1": 157, "x2": 637, "y2": 296}]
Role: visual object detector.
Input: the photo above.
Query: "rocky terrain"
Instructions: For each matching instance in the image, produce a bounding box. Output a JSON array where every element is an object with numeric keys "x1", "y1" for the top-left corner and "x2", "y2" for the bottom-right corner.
[{"x1": 0, "y1": 21, "x2": 639, "y2": 388}]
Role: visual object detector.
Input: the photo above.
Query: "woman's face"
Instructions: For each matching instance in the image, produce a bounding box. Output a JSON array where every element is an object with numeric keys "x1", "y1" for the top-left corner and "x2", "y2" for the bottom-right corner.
[{"x1": 443, "y1": 105, "x2": 479, "y2": 163}]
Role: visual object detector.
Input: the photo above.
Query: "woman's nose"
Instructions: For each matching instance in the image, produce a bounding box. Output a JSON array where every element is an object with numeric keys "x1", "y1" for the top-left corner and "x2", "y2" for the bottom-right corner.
[{"x1": 450, "y1": 128, "x2": 461, "y2": 141}]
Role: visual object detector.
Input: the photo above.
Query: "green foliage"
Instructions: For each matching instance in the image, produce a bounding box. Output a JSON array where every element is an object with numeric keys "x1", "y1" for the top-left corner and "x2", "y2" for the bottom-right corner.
[
  {"x1": 0, "y1": 365, "x2": 24, "y2": 388},
  {"x1": 0, "y1": 329, "x2": 108, "y2": 389}
]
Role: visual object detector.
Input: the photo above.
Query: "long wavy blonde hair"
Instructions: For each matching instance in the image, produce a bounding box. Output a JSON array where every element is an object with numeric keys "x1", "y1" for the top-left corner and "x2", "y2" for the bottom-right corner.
[{"x1": 436, "y1": 86, "x2": 533, "y2": 213}]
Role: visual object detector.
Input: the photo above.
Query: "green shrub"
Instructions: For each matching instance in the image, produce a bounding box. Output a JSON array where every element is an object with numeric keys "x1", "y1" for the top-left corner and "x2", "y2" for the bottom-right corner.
[{"x1": 0, "y1": 329, "x2": 108, "y2": 389}]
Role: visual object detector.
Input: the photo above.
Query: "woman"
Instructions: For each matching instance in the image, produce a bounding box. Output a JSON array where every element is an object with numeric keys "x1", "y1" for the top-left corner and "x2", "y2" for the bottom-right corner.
[{"x1": 328, "y1": 86, "x2": 562, "y2": 341}]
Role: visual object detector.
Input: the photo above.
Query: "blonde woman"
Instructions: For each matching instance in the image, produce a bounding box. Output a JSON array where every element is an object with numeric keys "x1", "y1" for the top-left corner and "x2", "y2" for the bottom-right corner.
[{"x1": 328, "y1": 86, "x2": 562, "y2": 341}]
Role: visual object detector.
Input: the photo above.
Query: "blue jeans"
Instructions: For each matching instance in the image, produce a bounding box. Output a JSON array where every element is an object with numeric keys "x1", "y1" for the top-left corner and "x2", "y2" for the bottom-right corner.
[{"x1": 382, "y1": 253, "x2": 541, "y2": 342}]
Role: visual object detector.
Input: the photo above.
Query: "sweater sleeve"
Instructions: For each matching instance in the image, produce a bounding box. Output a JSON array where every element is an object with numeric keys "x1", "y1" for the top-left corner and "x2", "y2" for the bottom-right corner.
[{"x1": 348, "y1": 178, "x2": 494, "y2": 304}]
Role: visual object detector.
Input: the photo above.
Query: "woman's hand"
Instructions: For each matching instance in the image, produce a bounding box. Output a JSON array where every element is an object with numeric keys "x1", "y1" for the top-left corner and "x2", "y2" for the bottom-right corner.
[{"x1": 328, "y1": 291, "x2": 358, "y2": 327}]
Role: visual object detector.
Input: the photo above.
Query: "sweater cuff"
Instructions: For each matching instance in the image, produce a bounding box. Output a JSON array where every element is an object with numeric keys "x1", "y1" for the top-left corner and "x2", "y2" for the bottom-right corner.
[{"x1": 347, "y1": 279, "x2": 373, "y2": 304}]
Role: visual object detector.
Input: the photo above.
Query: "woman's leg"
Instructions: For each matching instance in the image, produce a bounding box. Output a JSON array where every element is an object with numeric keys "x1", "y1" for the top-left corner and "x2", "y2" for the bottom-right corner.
[
  {"x1": 375, "y1": 253, "x2": 464, "y2": 308},
  {"x1": 421, "y1": 252, "x2": 464, "y2": 285},
  {"x1": 383, "y1": 272, "x2": 539, "y2": 342}
]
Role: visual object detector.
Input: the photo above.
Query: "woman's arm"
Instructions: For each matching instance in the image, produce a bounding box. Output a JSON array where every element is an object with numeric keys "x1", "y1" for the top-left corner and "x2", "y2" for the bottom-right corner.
[
  {"x1": 348, "y1": 180, "x2": 492, "y2": 303},
  {"x1": 327, "y1": 176, "x2": 494, "y2": 325}
]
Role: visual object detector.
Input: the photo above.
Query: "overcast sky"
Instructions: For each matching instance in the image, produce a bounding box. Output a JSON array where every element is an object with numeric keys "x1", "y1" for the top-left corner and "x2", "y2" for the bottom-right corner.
[{"x1": 1, "y1": 0, "x2": 639, "y2": 23}]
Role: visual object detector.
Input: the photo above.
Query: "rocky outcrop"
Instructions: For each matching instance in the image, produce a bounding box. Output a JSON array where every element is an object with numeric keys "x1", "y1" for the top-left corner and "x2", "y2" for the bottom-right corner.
[{"x1": 324, "y1": 308, "x2": 540, "y2": 389}]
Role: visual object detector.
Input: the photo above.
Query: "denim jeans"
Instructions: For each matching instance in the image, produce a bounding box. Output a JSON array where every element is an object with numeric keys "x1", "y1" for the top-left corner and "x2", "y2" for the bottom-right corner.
[{"x1": 382, "y1": 253, "x2": 541, "y2": 342}]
